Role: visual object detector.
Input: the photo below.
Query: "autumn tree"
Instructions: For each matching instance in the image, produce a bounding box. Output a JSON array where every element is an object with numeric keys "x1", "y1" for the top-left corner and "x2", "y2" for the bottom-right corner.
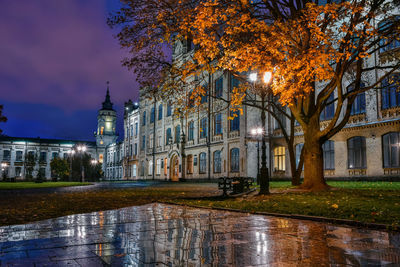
[
  {"x1": 110, "y1": 0, "x2": 399, "y2": 191},
  {"x1": 0, "y1": 105, "x2": 7, "y2": 134}
]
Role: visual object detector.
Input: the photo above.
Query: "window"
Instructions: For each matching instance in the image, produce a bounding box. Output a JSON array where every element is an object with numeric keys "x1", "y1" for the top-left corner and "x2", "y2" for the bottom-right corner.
[
  {"x1": 142, "y1": 111, "x2": 146, "y2": 126},
  {"x1": 141, "y1": 135, "x2": 146, "y2": 150},
  {"x1": 149, "y1": 135, "x2": 153, "y2": 149},
  {"x1": 323, "y1": 140, "x2": 335, "y2": 170},
  {"x1": 158, "y1": 104, "x2": 163, "y2": 120},
  {"x1": 187, "y1": 155, "x2": 193, "y2": 174},
  {"x1": 15, "y1": 151, "x2": 23, "y2": 162},
  {"x1": 166, "y1": 128, "x2": 172, "y2": 144},
  {"x1": 273, "y1": 104, "x2": 286, "y2": 130},
  {"x1": 15, "y1": 167, "x2": 21, "y2": 177},
  {"x1": 140, "y1": 161, "x2": 145, "y2": 176},
  {"x1": 134, "y1": 144, "x2": 137, "y2": 155},
  {"x1": 348, "y1": 83, "x2": 366, "y2": 115},
  {"x1": 200, "y1": 83, "x2": 208, "y2": 104},
  {"x1": 51, "y1": 152, "x2": 58, "y2": 160},
  {"x1": 39, "y1": 152, "x2": 47, "y2": 162},
  {"x1": 150, "y1": 107, "x2": 155, "y2": 123},
  {"x1": 231, "y1": 75, "x2": 240, "y2": 92},
  {"x1": 188, "y1": 121, "x2": 194, "y2": 141},
  {"x1": 148, "y1": 160, "x2": 153, "y2": 175},
  {"x1": 130, "y1": 126, "x2": 133, "y2": 137},
  {"x1": 200, "y1": 118, "x2": 208, "y2": 138},
  {"x1": 135, "y1": 122, "x2": 138, "y2": 136},
  {"x1": 383, "y1": 132, "x2": 400, "y2": 168},
  {"x1": 130, "y1": 145, "x2": 133, "y2": 156},
  {"x1": 230, "y1": 148, "x2": 239, "y2": 172},
  {"x1": 167, "y1": 104, "x2": 172, "y2": 116},
  {"x1": 213, "y1": 150, "x2": 221, "y2": 173},
  {"x1": 215, "y1": 77, "x2": 223, "y2": 97},
  {"x1": 164, "y1": 158, "x2": 168, "y2": 176},
  {"x1": 295, "y1": 143, "x2": 304, "y2": 168},
  {"x1": 3, "y1": 150, "x2": 10, "y2": 161},
  {"x1": 199, "y1": 152, "x2": 206, "y2": 174},
  {"x1": 347, "y1": 136, "x2": 366, "y2": 169},
  {"x1": 133, "y1": 164, "x2": 137, "y2": 177},
  {"x1": 382, "y1": 74, "x2": 400, "y2": 109},
  {"x1": 274, "y1": 146, "x2": 286, "y2": 171},
  {"x1": 230, "y1": 110, "x2": 240, "y2": 131},
  {"x1": 175, "y1": 125, "x2": 181, "y2": 143},
  {"x1": 157, "y1": 135, "x2": 162, "y2": 147},
  {"x1": 156, "y1": 159, "x2": 161, "y2": 175},
  {"x1": 320, "y1": 93, "x2": 335, "y2": 120},
  {"x1": 215, "y1": 113, "x2": 222, "y2": 135},
  {"x1": 378, "y1": 18, "x2": 400, "y2": 53},
  {"x1": 100, "y1": 126, "x2": 104, "y2": 135}
]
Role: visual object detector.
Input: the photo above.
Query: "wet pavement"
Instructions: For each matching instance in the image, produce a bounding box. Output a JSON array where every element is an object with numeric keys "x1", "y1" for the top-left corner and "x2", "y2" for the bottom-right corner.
[{"x1": 0, "y1": 203, "x2": 399, "y2": 266}]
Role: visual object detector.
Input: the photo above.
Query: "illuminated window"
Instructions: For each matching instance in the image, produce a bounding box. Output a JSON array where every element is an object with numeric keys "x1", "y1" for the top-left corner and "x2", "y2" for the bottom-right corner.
[
  {"x1": 99, "y1": 154, "x2": 103, "y2": 163},
  {"x1": 100, "y1": 140, "x2": 103, "y2": 145},
  {"x1": 274, "y1": 146, "x2": 286, "y2": 171},
  {"x1": 100, "y1": 126, "x2": 104, "y2": 135}
]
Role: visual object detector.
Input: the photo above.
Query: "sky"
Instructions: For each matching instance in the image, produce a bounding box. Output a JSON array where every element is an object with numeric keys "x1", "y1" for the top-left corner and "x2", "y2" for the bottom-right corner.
[{"x1": 0, "y1": 0, "x2": 139, "y2": 141}]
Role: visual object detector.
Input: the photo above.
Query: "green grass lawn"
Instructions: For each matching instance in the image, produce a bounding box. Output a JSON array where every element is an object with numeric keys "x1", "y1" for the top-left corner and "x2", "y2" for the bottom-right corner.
[
  {"x1": 0, "y1": 181, "x2": 92, "y2": 190},
  {"x1": 0, "y1": 181, "x2": 399, "y2": 228},
  {"x1": 268, "y1": 181, "x2": 400, "y2": 189}
]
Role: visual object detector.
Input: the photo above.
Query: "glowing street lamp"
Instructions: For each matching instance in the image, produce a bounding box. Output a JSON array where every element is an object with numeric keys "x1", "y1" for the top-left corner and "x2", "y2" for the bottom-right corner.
[{"x1": 248, "y1": 71, "x2": 273, "y2": 194}]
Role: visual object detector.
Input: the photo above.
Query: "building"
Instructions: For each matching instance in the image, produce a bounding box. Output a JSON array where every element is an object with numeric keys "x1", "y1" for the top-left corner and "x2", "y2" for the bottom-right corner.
[
  {"x1": 122, "y1": 100, "x2": 140, "y2": 179},
  {"x1": 0, "y1": 85, "x2": 119, "y2": 180}
]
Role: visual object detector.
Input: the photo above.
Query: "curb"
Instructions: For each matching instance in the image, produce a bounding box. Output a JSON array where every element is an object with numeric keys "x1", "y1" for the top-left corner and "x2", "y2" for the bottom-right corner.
[{"x1": 158, "y1": 201, "x2": 398, "y2": 232}]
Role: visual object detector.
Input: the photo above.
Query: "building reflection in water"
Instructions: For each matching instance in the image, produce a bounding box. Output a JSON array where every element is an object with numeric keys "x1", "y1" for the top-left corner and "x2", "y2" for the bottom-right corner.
[{"x1": 0, "y1": 203, "x2": 399, "y2": 266}]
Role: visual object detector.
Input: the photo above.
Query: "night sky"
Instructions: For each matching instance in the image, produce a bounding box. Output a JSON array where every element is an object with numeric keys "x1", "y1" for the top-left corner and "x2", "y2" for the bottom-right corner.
[{"x1": 0, "y1": 0, "x2": 139, "y2": 141}]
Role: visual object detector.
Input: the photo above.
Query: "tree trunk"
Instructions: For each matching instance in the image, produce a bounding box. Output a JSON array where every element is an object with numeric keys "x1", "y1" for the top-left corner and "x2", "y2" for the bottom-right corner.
[
  {"x1": 299, "y1": 126, "x2": 330, "y2": 191},
  {"x1": 287, "y1": 145, "x2": 301, "y2": 186}
]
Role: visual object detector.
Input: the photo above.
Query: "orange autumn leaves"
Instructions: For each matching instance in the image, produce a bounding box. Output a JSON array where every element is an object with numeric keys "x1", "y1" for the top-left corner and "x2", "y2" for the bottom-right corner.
[{"x1": 172, "y1": 1, "x2": 376, "y2": 107}]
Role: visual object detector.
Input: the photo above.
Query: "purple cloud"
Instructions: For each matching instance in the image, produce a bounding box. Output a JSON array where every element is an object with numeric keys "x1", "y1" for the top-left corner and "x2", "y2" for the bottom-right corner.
[{"x1": 0, "y1": 0, "x2": 139, "y2": 111}]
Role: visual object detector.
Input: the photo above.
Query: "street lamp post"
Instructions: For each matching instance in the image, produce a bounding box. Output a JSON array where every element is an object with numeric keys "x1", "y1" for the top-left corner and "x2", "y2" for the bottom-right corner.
[
  {"x1": 251, "y1": 128, "x2": 263, "y2": 185},
  {"x1": 77, "y1": 145, "x2": 87, "y2": 182},
  {"x1": 249, "y1": 71, "x2": 272, "y2": 195},
  {"x1": 68, "y1": 150, "x2": 75, "y2": 182}
]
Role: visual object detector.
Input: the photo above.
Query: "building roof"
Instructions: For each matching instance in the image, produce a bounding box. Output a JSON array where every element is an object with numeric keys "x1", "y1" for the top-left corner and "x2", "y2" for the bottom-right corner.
[{"x1": 0, "y1": 136, "x2": 96, "y2": 147}]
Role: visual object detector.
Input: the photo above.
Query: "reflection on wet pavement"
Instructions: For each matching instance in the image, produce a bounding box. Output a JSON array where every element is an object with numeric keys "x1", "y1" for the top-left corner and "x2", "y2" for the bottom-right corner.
[{"x1": 0, "y1": 203, "x2": 399, "y2": 266}]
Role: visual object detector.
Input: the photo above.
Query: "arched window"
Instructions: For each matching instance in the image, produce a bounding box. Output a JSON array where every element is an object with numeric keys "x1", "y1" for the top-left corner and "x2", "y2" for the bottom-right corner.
[
  {"x1": 175, "y1": 125, "x2": 181, "y2": 143},
  {"x1": 187, "y1": 155, "x2": 193, "y2": 174},
  {"x1": 230, "y1": 148, "x2": 239, "y2": 172},
  {"x1": 188, "y1": 121, "x2": 194, "y2": 141},
  {"x1": 167, "y1": 104, "x2": 172, "y2": 116},
  {"x1": 323, "y1": 140, "x2": 335, "y2": 170},
  {"x1": 213, "y1": 151, "x2": 221, "y2": 173},
  {"x1": 158, "y1": 104, "x2": 163, "y2": 120},
  {"x1": 199, "y1": 153, "x2": 207, "y2": 174},
  {"x1": 273, "y1": 146, "x2": 286, "y2": 171},
  {"x1": 347, "y1": 136, "x2": 366, "y2": 169},
  {"x1": 166, "y1": 128, "x2": 172, "y2": 144},
  {"x1": 383, "y1": 132, "x2": 400, "y2": 168},
  {"x1": 215, "y1": 76, "x2": 223, "y2": 97}
]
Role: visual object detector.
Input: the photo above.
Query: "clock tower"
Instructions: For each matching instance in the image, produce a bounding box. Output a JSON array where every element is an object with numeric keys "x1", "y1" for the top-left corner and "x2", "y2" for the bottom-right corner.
[{"x1": 96, "y1": 82, "x2": 117, "y2": 150}]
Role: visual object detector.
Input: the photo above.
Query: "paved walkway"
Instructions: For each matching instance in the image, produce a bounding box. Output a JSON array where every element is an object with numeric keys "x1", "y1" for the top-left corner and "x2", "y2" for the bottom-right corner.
[{"x1": 0, "y1": 203, "x2": 399, "y2": 266}]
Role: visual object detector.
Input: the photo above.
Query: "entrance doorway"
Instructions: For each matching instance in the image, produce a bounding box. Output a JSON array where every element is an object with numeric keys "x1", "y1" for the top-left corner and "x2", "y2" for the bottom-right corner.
[{"x1": 170, "y1": 155, "x2": 179, "y2": 181}]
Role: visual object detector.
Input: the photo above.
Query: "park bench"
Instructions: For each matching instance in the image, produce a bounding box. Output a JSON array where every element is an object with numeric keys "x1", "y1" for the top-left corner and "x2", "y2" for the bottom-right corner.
[{"x1": 218, "y1": 177, "x2": 254, "y2": 196}]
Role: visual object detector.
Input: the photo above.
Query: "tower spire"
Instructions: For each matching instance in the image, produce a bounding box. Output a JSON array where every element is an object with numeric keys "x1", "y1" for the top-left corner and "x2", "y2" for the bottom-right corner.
[{"x1": 102, "y1": 81, "x2": 114, "y2": 110}]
